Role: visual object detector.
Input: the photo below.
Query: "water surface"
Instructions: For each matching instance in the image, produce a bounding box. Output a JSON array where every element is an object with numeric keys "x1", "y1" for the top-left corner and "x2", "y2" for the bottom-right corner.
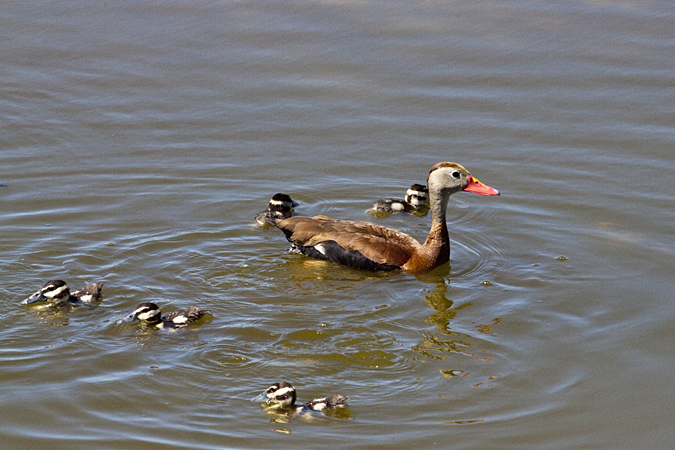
[{"x1": 1, "y1": 1, "x2": 675, "y2": 449}]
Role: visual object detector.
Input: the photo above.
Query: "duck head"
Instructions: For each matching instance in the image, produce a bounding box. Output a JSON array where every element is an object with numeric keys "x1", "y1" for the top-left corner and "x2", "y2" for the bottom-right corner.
[
  {"x1": 252, "y1": 381, "x2": 297, "y2": 407},
  {"x1": 117, "y1": 302, "x2": 162, "y2": 325},
  {"x1": 427, "y1": 162, "x2": 500, "y2": 197},
  {"x1": 22, "y1": 280, "x2": 71, "y2": 305}
]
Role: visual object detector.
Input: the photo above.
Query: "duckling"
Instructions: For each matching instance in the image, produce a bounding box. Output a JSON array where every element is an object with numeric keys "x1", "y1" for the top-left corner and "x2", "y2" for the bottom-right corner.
[
  {"x1": 117, "y1": 302, "x2": 211, "y2": 329},
  {"x1": 367, "y1": 184, "x2": 430, "y2": 215},
  {"x1": 22, "y1": 280, "x2": 104, "y2": 305},
  {"x1": 253, "y1": 381, "x2": 349, "y2": 414},
  {"x1": 255, "y1": 193, "x2": 299, "y2": 227}
]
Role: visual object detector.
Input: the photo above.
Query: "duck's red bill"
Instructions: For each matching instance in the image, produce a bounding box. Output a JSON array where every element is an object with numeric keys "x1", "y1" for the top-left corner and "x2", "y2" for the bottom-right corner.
[{"x1": 463, "y1": 176, "x2": 500, "y2": 196}]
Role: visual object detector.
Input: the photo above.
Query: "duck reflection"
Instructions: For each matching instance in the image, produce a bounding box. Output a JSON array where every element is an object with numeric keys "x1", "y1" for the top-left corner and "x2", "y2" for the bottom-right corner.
[{"x1": 413, "y1": 281, "x2": 499, "y2": 367}]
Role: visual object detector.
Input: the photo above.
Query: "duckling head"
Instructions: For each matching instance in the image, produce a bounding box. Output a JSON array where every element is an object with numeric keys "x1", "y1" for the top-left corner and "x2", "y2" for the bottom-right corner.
[
  {"x1": 253, "y1": 381, "x2": 297, "y2": 407},
  {"x1": 117, "y1": 302, "x2": 162, "y2": 325},
  {"x1": 268, "y1": 193, "x2": 299, "y2": 214},
  {"x1": 404, "y1": 184, "x2": 430, "y2": 207},
  {"x1": 22, "y1": 280, "x2": 71, "y2": 305}
]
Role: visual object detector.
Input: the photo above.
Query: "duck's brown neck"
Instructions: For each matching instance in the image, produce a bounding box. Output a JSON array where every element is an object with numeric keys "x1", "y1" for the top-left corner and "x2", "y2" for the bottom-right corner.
[{"x1": 420, "y1": 189, "x2": 450, "y2": 266}]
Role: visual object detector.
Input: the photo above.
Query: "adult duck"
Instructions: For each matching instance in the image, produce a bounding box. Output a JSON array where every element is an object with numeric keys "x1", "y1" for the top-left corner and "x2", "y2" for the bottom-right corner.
[{"x1": 266, "y1": 162, "x2": 499, "y2": 272}]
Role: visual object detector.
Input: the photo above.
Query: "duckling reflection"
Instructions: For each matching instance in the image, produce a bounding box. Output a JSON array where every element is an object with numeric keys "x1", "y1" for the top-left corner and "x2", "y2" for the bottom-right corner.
[
  {"x1": 253, "y1": 381, "x2": 349, "y2": 416},
  {"x1": 367, "y1": 184, "x2": 430, "y2": 218},
  {"x1": 255, "y1": 193, "x2": 299, "y2": 228},
  {"x1": 22, "y1": 280, "x2": 104, "y2": 309}
]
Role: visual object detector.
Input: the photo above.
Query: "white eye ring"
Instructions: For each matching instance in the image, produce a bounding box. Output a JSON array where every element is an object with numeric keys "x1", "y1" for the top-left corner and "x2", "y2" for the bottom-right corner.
[{"x1": 451, "y1": 171, "x2": 461, "y2": 179}]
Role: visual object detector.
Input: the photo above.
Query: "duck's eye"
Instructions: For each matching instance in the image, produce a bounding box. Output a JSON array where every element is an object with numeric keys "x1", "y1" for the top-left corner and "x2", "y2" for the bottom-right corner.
[{"x1": 451, "y1": 171, "x2": 461, "y2": 179}]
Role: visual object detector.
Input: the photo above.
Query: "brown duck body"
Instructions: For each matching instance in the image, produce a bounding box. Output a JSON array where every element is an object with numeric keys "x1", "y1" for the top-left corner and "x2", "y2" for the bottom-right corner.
[
  {"x1": 271, "y1": 162, "x2": 499, "y2": 272},
  {"x1": 276, "y1": 215, "x2": 445, "y2": 271}
]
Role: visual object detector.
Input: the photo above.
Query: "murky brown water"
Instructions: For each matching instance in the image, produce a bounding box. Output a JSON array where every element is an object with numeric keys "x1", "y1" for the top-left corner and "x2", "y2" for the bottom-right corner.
[{"x1": 2, "y1": 1, "x2": 675, "y2": 449}]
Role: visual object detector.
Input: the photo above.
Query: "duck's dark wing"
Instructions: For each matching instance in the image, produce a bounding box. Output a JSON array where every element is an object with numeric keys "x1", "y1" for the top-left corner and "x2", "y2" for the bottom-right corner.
[{"x1": 275, "y1": 215, "x2": 421, "y2": 268}]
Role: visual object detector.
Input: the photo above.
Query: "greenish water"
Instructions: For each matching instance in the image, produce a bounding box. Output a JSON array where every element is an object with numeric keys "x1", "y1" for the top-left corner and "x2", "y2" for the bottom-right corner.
[{"x1": 1, "y1": 1, "x2": 674, "y2": 449}]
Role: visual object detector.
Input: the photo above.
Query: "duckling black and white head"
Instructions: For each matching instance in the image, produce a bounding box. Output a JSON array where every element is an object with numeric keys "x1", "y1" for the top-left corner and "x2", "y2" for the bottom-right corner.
[
  {"x1": 256, "y1": 193, "x2": 299, "y2": 227},
  {"x1": 117, "y1": 302, "x2": 211, "y2": 329},
  {"x1": 22, "y1": 280, "x2": 104, "y2": 305},
  {"x1": 23, "y1": 280, "x2": 70, "y2": 305},
  {"x1": 254, "y1": 381, "x2": 298, "y2": 408},
  {"x1": 119, "y1": 302, "x2": 162, "y2": 325},
  {"x1": 404, "y1": 183, "x2": 429, "y2": 207}
]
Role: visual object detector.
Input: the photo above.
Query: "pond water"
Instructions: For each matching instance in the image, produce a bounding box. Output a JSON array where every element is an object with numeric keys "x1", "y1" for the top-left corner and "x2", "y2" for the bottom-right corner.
[{"x1": 1, "y1": 1, "x2": 674, "y2": 449}]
